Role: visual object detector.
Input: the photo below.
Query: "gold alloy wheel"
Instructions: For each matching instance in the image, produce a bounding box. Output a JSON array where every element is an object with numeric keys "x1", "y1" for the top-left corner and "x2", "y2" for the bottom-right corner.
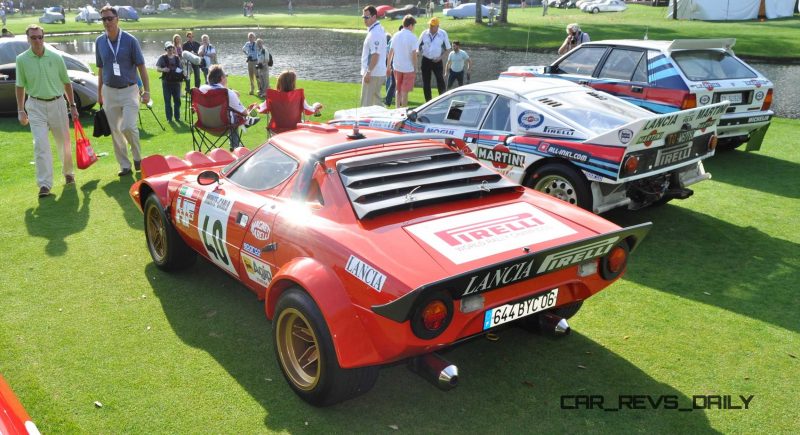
[
  {"x1": 276, "y1": 308, "x2": 321, "y2": 391},
  {"x1": 145, "y1": 205, "x2": 167, "y2": 263}
]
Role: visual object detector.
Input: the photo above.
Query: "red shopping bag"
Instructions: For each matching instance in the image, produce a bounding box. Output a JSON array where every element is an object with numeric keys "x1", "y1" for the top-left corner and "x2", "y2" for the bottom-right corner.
[{"x1": 75, "y1": 118, "x2": 98, "y2": 170}]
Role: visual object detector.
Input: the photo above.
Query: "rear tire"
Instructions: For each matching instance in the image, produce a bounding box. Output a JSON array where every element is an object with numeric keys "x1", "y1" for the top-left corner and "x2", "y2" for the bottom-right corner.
[
  {"x1": 527, "y1": 163, "x2": 592, "y2": 210},
  {"x1": 274, "y1": 287, "x2": 378, "y2": 406},
  {"x1": 144, "y1": 194, "x2": 196, "y2": 271},
  {"x1": 592, "y1": 7, "x2": 600, "y2": 13},
  {"x1": 716, "y1": 137, "x2": 747, "y2": 151}
]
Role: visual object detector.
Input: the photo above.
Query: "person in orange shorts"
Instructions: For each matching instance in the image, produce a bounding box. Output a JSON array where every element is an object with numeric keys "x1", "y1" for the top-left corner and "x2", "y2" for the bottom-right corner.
[{"x1": 386, "y1": 15, "x2": 418, "y2": 108}]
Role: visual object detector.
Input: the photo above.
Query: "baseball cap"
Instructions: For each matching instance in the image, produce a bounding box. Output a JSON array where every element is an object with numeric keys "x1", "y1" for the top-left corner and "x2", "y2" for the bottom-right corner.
[
  {"x1": 429, "y1": 17, "x2": 440, "y2": 26},
  {"x1": 164, "y1": 41, "x2": 174, "y2": 50}
]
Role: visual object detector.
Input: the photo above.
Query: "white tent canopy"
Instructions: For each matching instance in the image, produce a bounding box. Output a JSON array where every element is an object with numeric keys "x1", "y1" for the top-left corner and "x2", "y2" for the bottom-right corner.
[{"x1": 667, "y1": 0, "x2": 796, "y2": 20}]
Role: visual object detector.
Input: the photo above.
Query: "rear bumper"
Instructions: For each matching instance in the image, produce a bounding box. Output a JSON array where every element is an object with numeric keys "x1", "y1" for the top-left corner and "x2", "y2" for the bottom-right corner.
[{"x1": 717, "y1": 110, "x2": 773, "y2": 138}]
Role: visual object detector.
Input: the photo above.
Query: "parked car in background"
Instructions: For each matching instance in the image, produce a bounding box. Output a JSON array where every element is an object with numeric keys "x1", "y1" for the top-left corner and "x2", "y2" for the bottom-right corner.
[
  {"x1": 75, "y1": 5, "x2": 101, "y2": 22},
  {"x1": 0, "y1": 36, "x2": 92, "y2": 74},
  {"x1": 581, "y1": 0, "x2": 627, "y2": 13},
  {"x1": 375, "y1": 4, "x2": 393, "y2": 17},
  {"x1": 142, "y1": 4, "x2": 157, "y2": 15},
  {"x1": 502, "y1": 39, "x2": 773, "y2": 151},
  {"x1": 157, "y1": 3, "x2": 172, "y2": 11},
  {"x1": 0, "y1": 374, "x2": 40, "y2": 435},
  {"x1": 332, "y1": 78, "x2": 728, "y2": 213},
  {"x1": 39, "y1": 7, "x2": 65, "y2": 24},
  {"x1": 0, "y1": 62, "x2": 99, "y2": 115},
  {"x1": 385, "y1": 4, "x2": 423, "y2": 19},
  {"x1": 130, "y1": 126, "x2": 651, "y2": 405},
  {"x1": 444, "y1": 2, "x2": 498, "y2": 18},
  {"x1": 115, "y1": 5, "x2": 139, "y2": 21}
]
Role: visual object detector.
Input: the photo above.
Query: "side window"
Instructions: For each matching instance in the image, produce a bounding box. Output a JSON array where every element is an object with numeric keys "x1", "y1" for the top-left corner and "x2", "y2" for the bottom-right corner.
[
  {"x1": 632, "y1": 53, "x2": 648, "y2": 83},
  {"x1": 226, "y1": 143, "x2": 298, "y2": 191},
  {"x1": 598, "y1": 49, "x2": 645, "y2": 81},
  {"x1": 418, "y1": 92, "x2": 494, "y2": 128},
  {"x1": 554, "y1": 47, "x2": 607, "y2": 76},
  {"x1": 481, "y1": 96, "x2": 512, "y2": 131}
]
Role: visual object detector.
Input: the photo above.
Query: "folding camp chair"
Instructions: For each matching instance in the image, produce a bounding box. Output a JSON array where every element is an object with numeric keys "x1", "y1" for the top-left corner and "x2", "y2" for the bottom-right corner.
[
  {"x1": 259, "y1": 89, "x2": 306, "y2": 137},
  {"x1": 190, "y1": 88, "x2": 245, "y2": 152}
]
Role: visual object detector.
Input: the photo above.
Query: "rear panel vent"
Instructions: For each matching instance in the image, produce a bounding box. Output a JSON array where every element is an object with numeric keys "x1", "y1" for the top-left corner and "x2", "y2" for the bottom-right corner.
[
  {"x1": 538, "y1": 98, "x2": 563, "y2": 107},
  {"x1": 338, "y1": 147, "x2": 519, "y2": 219}
]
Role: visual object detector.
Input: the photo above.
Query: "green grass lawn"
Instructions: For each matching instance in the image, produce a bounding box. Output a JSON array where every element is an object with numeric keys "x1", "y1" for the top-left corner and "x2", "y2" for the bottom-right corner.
[
  {"x1": 4, "y1": 4, "x2": 800, "y2": 59},
  {"x1": 0, "y1": 70, "x2": 798, "y2": 433}
]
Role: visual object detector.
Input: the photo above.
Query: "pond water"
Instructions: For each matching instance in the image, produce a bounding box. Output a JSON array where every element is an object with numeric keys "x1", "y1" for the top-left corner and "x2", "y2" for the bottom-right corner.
[{"x1": 48, "y1": 27, "x2": 799, "y2": 119}]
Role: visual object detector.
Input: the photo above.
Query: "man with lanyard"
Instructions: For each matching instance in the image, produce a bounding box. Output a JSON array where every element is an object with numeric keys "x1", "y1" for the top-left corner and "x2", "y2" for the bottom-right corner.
[
  {"x1": 359, "y1": 5, "x2": 386, "y2": 107},
  {"x1": 16, "y1": 24, "x2": 79, "y2": 198},
  {"x1": 242, "y1": 32, "x2": 258, "y2": 95},
  {"x1": 417, "y1": 17, "x2": 451, "y2": 102},
  {"x1": 95, "y1": 5, "x2": 150, "y2": 176},
  {"x1": 182, "y1": 31, "x2": 202, "y2": 89}
]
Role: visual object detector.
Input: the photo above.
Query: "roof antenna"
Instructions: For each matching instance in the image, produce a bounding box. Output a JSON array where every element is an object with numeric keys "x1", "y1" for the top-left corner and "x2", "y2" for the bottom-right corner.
[
  {"x1": 347, "y1": 110, "x2": 366, "y2": 140},
  {"x1": 643, "y1": 26, "x2": 649, "y2": 40}
]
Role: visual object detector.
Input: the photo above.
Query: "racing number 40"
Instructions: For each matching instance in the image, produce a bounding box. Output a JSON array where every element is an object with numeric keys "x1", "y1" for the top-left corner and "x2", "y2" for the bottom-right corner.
[{"x1": 201, "y1": 216, "x2": 229, "y2": 265}]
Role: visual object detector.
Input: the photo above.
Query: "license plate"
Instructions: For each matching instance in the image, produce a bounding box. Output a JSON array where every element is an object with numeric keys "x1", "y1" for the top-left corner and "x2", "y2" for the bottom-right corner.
[
  {"x1": 656, "y1": 144, "x2": 693, "y2": 167},
  {"x1": 483, "y1": 289, "x2": 558, "y2": 330},
  {"x1": 665, "y1": 129, "x2": 695, "y2": 146},
  {"x1": 720, "y1": 93, "x2": 743, "y2": 104}
]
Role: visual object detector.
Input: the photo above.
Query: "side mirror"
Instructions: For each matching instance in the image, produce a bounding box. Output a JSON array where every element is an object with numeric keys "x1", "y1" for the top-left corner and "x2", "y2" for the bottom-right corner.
[
  {"x1": 544, "y1": 65, "x2": 553, "y2": 74},
  {"x1": 197, "y1": 170, "x2": 220, "y2": 186},
  {"x1": 406, "y1": 110, "x2": 417, "y2": 122}
]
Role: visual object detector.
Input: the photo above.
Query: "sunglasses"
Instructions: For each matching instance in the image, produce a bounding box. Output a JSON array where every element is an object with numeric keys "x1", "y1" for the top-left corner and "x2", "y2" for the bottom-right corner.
[
  {"x1": 101, "y1": 16, "x2": 116, "y2": 22},
  {"x1": 362, "y1": 15, "x2": 371, "y2": 19},
  {"x1": 28, "y1": 35, "x2": 44, "y2": 40}
]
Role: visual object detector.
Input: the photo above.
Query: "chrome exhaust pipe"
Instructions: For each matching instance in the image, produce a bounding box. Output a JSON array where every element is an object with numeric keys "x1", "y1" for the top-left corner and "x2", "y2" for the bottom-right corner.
[
  {"x1": 408, "y1": 353, "x2": 459, "y2": 390},
  {"x1": 538, "y1": 313, "x2": 571, "y2": 336}
]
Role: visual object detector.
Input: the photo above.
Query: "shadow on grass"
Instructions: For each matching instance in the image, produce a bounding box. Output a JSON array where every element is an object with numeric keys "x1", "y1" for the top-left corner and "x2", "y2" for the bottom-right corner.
[
  {"x1": 604, "y1": 206, "x2": 799, "y2": 333},
  {"x1": 101, "y1": 176, "x2": 141, "y2": 229},
  {"x1": 704, "y1": 150, "x2": 800, "y2": 199},
  {"x1": 24, "y1": 180, "x2": 98, "y2": 256},
  {"x1": 147, "y1": 261, "x2": 716, "y2": 433}
]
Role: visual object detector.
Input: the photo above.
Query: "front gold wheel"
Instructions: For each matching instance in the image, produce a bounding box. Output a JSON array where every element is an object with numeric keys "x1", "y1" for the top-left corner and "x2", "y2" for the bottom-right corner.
[
  {"x1": 145, "y1": 203, "x2": 167, "y2": 263},
  {"x1": 276, "y1": 308, "x2": 321, "y2": 391}
]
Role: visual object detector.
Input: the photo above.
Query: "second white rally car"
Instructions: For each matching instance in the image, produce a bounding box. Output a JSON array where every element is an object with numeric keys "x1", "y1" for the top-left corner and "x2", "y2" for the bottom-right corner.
[{"x1": 331, "y1": 78, "x2": 728, "y2": 214}]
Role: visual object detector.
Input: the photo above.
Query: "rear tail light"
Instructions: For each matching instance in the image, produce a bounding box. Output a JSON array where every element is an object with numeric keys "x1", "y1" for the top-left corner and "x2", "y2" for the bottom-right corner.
[
  {"x1": 761, "y1": 89, "x2": 773, "y2": 111},
  {"x1": 708, "y1": 134, "x2": 718, "y2": 151},
  {"x1": 680, "y1": 93, "x2": 697, "y2": 110},
  {"x1": 623, "y1": 155, "x2": 639, "y2": 175},
  {"x1": 411, "y1": 292, "x2": 453, "y2": 339},
  {"x1": 600, "y1": 242, "x2": 630, "y2": 280}
]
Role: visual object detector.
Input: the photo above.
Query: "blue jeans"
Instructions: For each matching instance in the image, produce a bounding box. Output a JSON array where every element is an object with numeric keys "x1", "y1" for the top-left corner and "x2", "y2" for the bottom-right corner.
[
  {"x1": 447, "y1": 69, "x2": 464, "y2": 90},
  {"x1": 384, "y1": 73, "x2": 396, "y2": 107},
  {"x1": 162, "y1": 80, "x2": 181, "y2": 122}
]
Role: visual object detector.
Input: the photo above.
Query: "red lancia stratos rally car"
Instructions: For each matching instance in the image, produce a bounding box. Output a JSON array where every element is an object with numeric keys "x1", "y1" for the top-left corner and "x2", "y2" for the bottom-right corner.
[
  {"x1": 130, "y1": 125, "x2": 651, "y2": 405},
  {"x1": 0, "y1": 374, "x2": 40, "y2": 435}
]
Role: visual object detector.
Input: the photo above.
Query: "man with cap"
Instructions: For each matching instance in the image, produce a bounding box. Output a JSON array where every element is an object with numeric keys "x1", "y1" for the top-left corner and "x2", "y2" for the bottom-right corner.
[
  {"x1": 417, "y1": 16, "x2": 451, "y2": 102},
  {"x1": 359, "y1": 5, "x2": 387, "y2": 107}
]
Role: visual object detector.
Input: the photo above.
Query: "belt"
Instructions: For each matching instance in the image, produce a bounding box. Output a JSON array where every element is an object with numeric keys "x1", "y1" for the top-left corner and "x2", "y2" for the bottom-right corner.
[
  {"x1": 30, "y1": 95, "x2": 61, "y2": 102},
  {"x1": 106, "y1": 83, "x2": 135, "y2": 89}
]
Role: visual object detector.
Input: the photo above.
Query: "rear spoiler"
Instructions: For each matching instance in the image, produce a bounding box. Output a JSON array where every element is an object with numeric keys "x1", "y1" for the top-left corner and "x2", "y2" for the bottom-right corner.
[
  {"x1": 139, "y1": 147, "x2": 249, "y2": 178},
  {"x1": 372, "y1": 222, "x2": 652, "y2": 322},
  {"x1": 586, "y1": 101, "x2": 730, "y2": 149},
  {"x1": 668, "y1": 38, "x2": 736, "y2": 52}
]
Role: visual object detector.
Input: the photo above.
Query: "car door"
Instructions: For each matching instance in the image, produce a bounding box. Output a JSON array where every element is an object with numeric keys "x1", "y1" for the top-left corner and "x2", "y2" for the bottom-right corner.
[
  {"x1": 406, "y1": 90, "x2": 496, "y2": 146},
  {"x1": 590, "y1": 47, "x2": 650, "y2": 106},
  {"x1": 549, "y1": 45, "x2": 609, "y2": 85}
]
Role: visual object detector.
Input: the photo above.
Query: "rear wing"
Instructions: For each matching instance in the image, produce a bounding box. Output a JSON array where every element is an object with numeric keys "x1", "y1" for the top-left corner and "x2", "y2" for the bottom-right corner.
[
  {"x1": 373, "y1": 222, "x2": 652, "y2": 322},
  {"x1": 586, "y1": 101, "x2": 730, "y2": 150},
  {"x1": 668, "y1": 38, "x2": 736, "y2": 53},
  {"x1": 139, "y1": 147, "x2": 249, "y2": 178}
]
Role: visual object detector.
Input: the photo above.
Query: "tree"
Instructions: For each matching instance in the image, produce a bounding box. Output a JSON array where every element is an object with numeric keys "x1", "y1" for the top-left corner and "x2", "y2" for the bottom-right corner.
[
  {"x1": 498, "y1": 0, "x2": 509, "y2": 23},
  {"x1": 475, "y1": 0, "x2": 483, "y2": 24}
]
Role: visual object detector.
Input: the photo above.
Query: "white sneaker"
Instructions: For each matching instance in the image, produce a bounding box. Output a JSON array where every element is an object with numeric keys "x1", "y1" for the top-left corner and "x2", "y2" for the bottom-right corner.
[{"x1": 245, "y1": 116, "x2": 261, "y2": 127}]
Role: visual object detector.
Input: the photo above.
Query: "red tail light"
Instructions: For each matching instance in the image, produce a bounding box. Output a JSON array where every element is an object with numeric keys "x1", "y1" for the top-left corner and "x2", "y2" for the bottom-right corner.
[
  {"x1": 761, "y1": 89, "x2": 773, "y2": 111},
  {"x1": 600, "y1": 243, "x2": 629, "y2": 280},
  {"x1": 708, "y1": 134, "x2": 718, "y2": 151},
  {"x1": 623, "y1": 155, "x2": 639, "y2": 175},
  {"x1": 411, "y1": 292, "x2": 453, "y2": 339},
  {"x1": 680, "y1": 93, "x2": 697, "y2": 110}
]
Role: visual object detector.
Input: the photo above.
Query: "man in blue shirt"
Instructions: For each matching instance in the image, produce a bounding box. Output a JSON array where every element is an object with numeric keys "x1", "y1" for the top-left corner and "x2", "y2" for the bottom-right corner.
[{"x1": 95, "y1": 5, "x2": 150, "y2": 176}]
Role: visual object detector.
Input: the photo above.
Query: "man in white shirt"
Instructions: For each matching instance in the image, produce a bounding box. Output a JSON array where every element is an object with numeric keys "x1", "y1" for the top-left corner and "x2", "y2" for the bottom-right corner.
[
  {"x1": 360, "y1": 5, "x2": 387, "y2": 107},
  {"x1": 386, "y1": 15, "x2": 418, "y2": 108},
  {"x1": 199, "y1": 65, "x2": 259, "y2": 149},
  {"x1": 445, "y1": 40, "x2": 471, "y2": 90},
  {"x1": 417, "y1": 17, "x2": 451, "y2": 102}
]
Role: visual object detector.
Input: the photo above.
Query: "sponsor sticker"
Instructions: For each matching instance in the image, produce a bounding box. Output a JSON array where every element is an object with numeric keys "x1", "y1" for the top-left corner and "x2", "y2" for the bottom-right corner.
[
  {"x1": 198, "y1": 191, "x2": 238, "y2": 277},
  {"x1": 542, "y1": 144, "x2": 589, "y2": 163},
  {"x1": 643, "y1": 114, "x2": 679, "y2": 131},
  {"x1": 755, "y1": 91, "x2": 764, "y2": 100},
  {"x1": 536, "y1": 237, "x2": 619, "y2": 273},
  {"x1": 477, "y1": 144, "x2": 526, "y2": 169},
  {"x1": 518, "y1": 111, "x2": 544, "y2": 130},
  {"x1": 179, "y1": 185, "x2": 195, "y2": 198},
  {"x1": 369, "y1": 120, "x2": 395, "y2": 130},
  {"x1": 242, "y1": 254, "x2": 272, "y2": 286},
  {"x1": 424, "y1": 126, "x2": 460, "y2": 136},
  {"x1": 637, "y1": 130, "x2": 664, "y2": 146},
  {"x1": 747, "y1": 115, "x2": 770, "y2": 123},
  {"x1": 406, "y1": 203, "x2": 577, "y2": 265},
  {"x1": 243, "y1": 242, "x2": 262, "y2": 258},
  {"x1": 699, "y1": 95, "x2": 711, "y2": 105},
  {"x1": 250, "y1": 220, "x2": 270, "y2": 241},
  {"x1": 236, "y1": 212, "x2": 249, "y2": 227},
  {"x1": 618, "y1": 129, "x2": 633, "y2": 144},
  {"x1": 176, "y1": 197, "x2": 196, "y2": 228},
  {"x1": 345, "y1": 255, "x2": 386, "y2": 292},
  {"x1": 543, "y1": 126, "x2": 575, "y2": 136}
]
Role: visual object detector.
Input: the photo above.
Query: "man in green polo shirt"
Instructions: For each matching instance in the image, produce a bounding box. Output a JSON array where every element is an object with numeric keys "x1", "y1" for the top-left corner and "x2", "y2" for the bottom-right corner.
[{"x1": 16, "y1": 24, "x2": 80, "y2": 198}]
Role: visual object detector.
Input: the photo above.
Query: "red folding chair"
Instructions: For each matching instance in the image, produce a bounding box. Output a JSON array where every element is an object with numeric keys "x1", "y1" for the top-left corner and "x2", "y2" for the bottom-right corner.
[
  {"x1": 259, "y1": 89, "x2": 306, "y2": 136},
  {"x1": 190, "y1": 88, "x2": 245, "y2": 152}
]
